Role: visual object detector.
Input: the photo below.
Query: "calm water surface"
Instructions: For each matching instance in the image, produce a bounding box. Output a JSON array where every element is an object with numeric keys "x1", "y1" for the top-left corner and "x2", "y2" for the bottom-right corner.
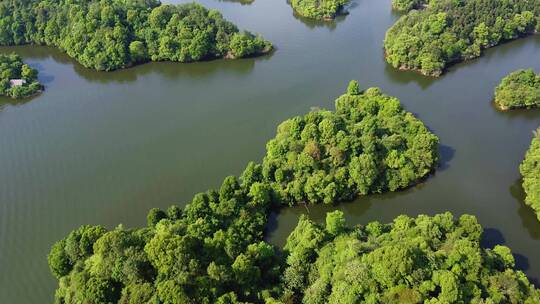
[{"x1": 2, "y1": 0, "x2": 540, "y2": 302}]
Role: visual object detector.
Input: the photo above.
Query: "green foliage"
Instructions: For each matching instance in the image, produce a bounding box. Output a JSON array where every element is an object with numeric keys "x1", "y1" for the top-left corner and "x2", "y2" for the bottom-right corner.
[
  {"x1": 392, "y1": 0, "x2": 432, "y2": 12},
  {"x1": 47, "y1": 225, "x2": 107, "y2": 279},
  {"x1": 229, "y1": 32, "x2": 272, "y2": 58},
  {"x1": 0, "y1": 53, "x2": 42, "y2": 98},
  {"x1": 520, "y1": 129, "x2": 540, "y2": 222},
  {"x1": 385, "y1": 0, "x2": 540, "y2": 76},
  {"x1": 49, "y1": 175, "x2": 282, "y2": 304},
  {"x1": 325, "y1": 210, "x2": 346, "y2": 235},
  {"x1": 495, "y1": 69, "x2": 540, "y2": 110},
  {"x1": 0, "y1": 0, "x2": 272, "y2": 71},
  {"x1": 280, "y1": 212, "x2": 540, "y2": 304},
  {"x1": 261, "y1": 83, "x2": 439, "y2": 205},
  {"x1": 147, "y1": 207, "x2": 167, "y2": 227},
  {"x1": 346, "y1": 80, "x2": 360, "y2": 95},
  {"x1": 290, "y1": 0, "x2": 350, "y2": 20}
]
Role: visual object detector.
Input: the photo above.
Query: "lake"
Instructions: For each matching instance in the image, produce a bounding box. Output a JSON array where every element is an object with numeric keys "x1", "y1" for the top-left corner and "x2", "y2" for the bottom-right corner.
[{"x1": 1, "y1": 0, "x2": 540, "y2": 302}]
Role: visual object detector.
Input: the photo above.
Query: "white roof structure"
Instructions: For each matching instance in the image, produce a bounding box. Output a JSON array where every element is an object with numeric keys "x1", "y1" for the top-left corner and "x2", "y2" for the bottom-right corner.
[{"x1": 9, "y1": 79, "x2": 26, "y2": 87}]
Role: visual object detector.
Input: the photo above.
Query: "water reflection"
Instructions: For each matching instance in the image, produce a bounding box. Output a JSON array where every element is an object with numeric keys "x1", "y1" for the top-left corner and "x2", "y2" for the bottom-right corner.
[
  {"x1": 492, "y1": 103, "x2": 540, "y2": 122},
  {"x1": 0, "y1": 95, "x2": 35, "y2": 111},
  {"x1": 383, "y1": 63, "x2": 437, "y2": 90},
  {"x1": 510, "y1": 178, "x2": 540, "y2": 240},
  {"x1": 291, "y1": 11, "x2": 348, "y2": 30},
  {"x1": 289, "y1": 0, "x2": 358, "y2": 30},
  {"x1": 0, "y1": 45, "x2": 274, "y2": 84}
]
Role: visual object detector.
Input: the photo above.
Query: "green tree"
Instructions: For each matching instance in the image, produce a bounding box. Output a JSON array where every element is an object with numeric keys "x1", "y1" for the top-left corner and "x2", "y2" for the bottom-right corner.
[
  {"x1": 346, "y1": 80, "x2": 360, "y2": 95},
  {"x1": 325, "y1": 210, "x2": 346, "y2": 235},
  {"x1": 147, "y1": 208, "x2": 167, "y2": 227}
]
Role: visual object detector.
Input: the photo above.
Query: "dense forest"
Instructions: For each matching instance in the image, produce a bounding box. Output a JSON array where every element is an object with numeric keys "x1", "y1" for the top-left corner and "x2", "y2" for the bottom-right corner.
[
  {"x1": 494, "y1": 69, "x2": 540, "y2": 110},
  {"x1": 276, "y1": 211, "x2": 540, "y2": 303},
  {"x1": 384, "y1": 0, "x2": 540, "y2": 76},
  {"x1": 520, "y1": 129, "x2": 540, "y2": 222},
  {"x1": 48, "y1": 175, "x2": 282, "y2": 304},
  {"x1": 0, "y1": 0, "x2": 271, "y2": 71},
  {"x1": 289, "y1": 0, "x2": 349, "y2": 20},
  {"x1": 0, "y1": 53, "x2": 42, "y2": 98},
  {"x1": 48, "y1": 209, "x2": 540, "y2": 303},
  {"x1": 260, "y1": 81, "x2": 439, "y2": 206},
  {"x1": 47, "y1": 81, "x2": 440, "y2": 303}
]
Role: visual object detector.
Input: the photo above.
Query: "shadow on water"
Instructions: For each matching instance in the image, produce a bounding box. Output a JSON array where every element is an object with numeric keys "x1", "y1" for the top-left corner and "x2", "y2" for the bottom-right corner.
[
  {"x1": 31, "y1": 62, "x2": 55, "y2": 85},
  {"x1": 480, "y1": 227, "x2": 539, "y2": 286},
  {"x1": 510, "y1": 178, "x2": 540, "y2": 240},
  {"x1": 438, "y1": 144, "x2": 455, "y2": 171},
  {"x1": 481, "y1": 227, "x2": 506, "y2": 248},
  {"x1": 0, "y1": 45, "x2": 274, "y2": 84}
]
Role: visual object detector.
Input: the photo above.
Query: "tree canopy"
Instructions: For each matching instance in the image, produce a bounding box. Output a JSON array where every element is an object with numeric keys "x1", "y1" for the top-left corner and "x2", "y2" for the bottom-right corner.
[
  {"x1": 275, "y1": 212, "x2": 540, "y2": 304},
  {"x1": 48, "y1": 175, "x2": 282, "y2": 304},
  {"x1": 384, "y1": 0, "x2": 540, "y2": 76},
  {"x1": 391, "y1": 0, "x2": 431, "y2": 12},
  {"x1": 520, "y1": 129, "x2": 540, "y2": 222},
  {"x1": 495, "y1": 69, "x2": 540, "y2": 110},
  {"x1": 289, "y1": 0, "x2": 349, "y2": 20},
  {"x1": 0, "y1": 0, "x2": 272, "y2": 71},
  {"x1": 0, "y1": 53, "x2": 42, "y2": 98},
  {"x1": 260, "y1": 82, "x2": 439, "y2": 206}
]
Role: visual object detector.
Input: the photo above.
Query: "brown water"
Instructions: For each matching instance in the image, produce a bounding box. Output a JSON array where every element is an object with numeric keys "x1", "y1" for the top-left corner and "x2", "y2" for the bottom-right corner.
[{"x1": 1, "y1": 0, "x2": 540, "y2": 302}]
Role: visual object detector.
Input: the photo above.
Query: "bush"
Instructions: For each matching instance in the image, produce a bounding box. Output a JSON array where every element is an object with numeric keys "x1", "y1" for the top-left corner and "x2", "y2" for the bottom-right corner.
[
  {"x1": 290, "y1": 0, "x2": 350, "y2": 20},
  {"x1": 495, "y1": 69, "x2": 540, "y2": 110}
]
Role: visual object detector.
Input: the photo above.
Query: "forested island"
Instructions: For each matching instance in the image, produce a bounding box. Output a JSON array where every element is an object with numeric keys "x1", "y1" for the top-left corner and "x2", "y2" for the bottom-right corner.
[
  {"x1": 289, "y1": 0, "x2": 349, "y2": 20},
  {"x1": 47, "y1": 81, "x2": 441, "y2": 303},
  {"x1": 260, "y1": 81, "x2": 439, "y2": 206},
  {"x1": 520, "y1": 129, "x2": 540, "y2": 222},
  {"x1": 277, "y1": 211, "x2": 540, "y2": 303},
  {"x1": 384, "y1": 0, "x2": 540, "y2": 76},
  {"x1": 0, "y1": 0, "x2": 272, "y2": 71},
  {"x1": 494, "y1": 69, "x2": 540, "y2": 110},
  {"x1": 0, "y1": 53, "x2": 42, "y2": 99}
]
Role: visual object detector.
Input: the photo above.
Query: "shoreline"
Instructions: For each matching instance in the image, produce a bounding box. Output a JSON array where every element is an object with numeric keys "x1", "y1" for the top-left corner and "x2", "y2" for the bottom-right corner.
[{"x1": 385, "y1": 26, "x2": 540, "y2": 78}]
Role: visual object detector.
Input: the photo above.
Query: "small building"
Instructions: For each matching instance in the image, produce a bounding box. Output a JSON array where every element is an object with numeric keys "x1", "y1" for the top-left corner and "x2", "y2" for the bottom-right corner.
[{"x1": 9, "y1": 79, "x2": 26, "y2": 87}]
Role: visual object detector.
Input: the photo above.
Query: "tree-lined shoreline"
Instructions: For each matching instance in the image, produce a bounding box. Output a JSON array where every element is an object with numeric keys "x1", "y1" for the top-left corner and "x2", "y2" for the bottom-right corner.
[{"x1": 0, "y1": 0, "x2": 272, "y2": 71}]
